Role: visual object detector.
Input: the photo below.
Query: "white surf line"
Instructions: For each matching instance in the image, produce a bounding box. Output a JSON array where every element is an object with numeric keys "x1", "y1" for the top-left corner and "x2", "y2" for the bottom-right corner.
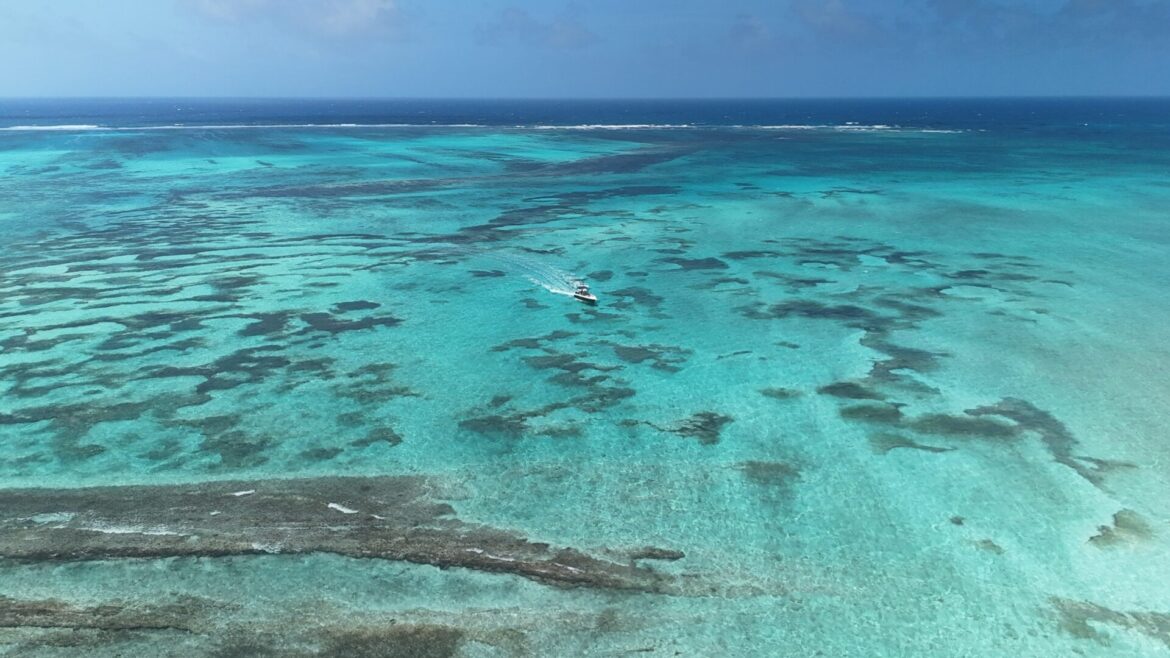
[
  {"x1": 463, "y1": 548, "x2": 518, "y2": 563},
  {"x1": 0, "y1": 123, "x2": 492, "y2": 132},
  {"x1": 0, "y1": 124, "x2": 107, "y2": 131},
  {"x1": 327, "y1": 502, "x2": 359, "y2": 514},
  {"x1": 83, "y1": 523, "x2": 183, "y2": 536},
  {"x1": 21, "y1": 512, "x2": 77, "y2": 524}
]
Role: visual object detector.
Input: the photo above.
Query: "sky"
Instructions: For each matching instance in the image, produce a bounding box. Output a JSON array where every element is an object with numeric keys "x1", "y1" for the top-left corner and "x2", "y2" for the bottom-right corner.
[{"x1": 1, "y1": 0, "x2": 1169, "y2": 97}]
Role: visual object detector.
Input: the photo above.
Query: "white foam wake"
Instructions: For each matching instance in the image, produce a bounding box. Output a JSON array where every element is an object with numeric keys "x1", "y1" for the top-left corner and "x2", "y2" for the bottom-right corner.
[
  {"x1": 504, "y1": 252, "x2": 581, "y2": 297},
  {"x1": 461, "y1": 248, "x2": 583, "y2": 297}
]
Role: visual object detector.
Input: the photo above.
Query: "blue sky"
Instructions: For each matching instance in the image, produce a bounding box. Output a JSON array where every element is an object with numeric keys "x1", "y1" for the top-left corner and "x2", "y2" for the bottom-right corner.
[{"x1": 2, "y1": 0, "x2": 1168, "y2": 97}]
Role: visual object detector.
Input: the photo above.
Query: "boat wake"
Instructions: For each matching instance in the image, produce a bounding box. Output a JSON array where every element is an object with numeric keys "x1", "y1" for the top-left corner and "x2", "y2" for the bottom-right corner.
[{"x1": 466, "y1": 249, "x2": 583, "y2": 297}]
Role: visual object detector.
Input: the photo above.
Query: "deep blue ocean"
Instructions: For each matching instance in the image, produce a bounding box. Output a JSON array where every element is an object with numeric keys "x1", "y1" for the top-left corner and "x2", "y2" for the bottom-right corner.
[{"x1": 1, "y1": 98, "x2": 1168, "y2": 656}]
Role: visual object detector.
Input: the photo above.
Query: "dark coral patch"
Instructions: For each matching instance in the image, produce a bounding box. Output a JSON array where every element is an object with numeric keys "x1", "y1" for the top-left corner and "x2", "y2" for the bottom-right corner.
[
  {"x1": 660, "y1": 257, "x2": 729, "y2": 270},
  {"x1": 949, "y1": 269, "x2": 992, "y2": 280},
  {"x1": 611, "y1": 344, "x2": 690, "y2": 371},
  {"x1": 1089, "y1": 510, "x2": 1153, "y2": 548},
  {"x1": 868, "y1": 433, "x2": 953, "y2": 455},
  {"x1": 285, "y1": 357, "x2": 334, "y2": 378},
  {"x1": 870, "y1": 296, "x2": 943, "y2": 324},
  {"x1": 326, "y1": 363, "x2": 416, "y2": 406},
  {"x1": 966, "y1": 398, "x2": 1095, "y2": 483},
  {"x1": 609, "y1": 287, "x2": 664, "y2": 308},
  {"x1": 523, "y1": 353, "x2": 586, "y2": 371},
  {"x1": 0, "y1": 595, "x2": 211, "y2": 635},
  {"x1": 862, "y1": 336, "x2": 945, "y2": 377},
  {"x1": 839, "y1": 404, "x2": 903, "y2": 424},
  {"x1": 565, "y1": 309, "x2": 622, "y2": 323},
  {"x1": 820, "y1": 187, "x2": 882, "y2": 198},
  {"x1": 299, "y1": 312, "x2": 401, "y2": 335},
  {"x1": 491, "y1": 330, "x2": 577, "y2": 352},
  {"x1": 760, "y1": 387, "x2": 801, "y2": 400},
  {"x1": 153, "y1": 347, "x2": 290, "y2": 395},
  {"x1": 612, "y1": 346, "x2": 656, "y2": 364},
  {"x1": 738, "y1": 460, "x2": 801, "y2": 487},
  {"x1": 0, "y1": 476, "x2": 677, "y2": 593},
  {"x1": 525, "y1": 185, "x2": 680, "y2": 204},
  {"x1": 549, "y1": 372, "x2": 608, "y2": 388},
  {"x1": 535, "y1": 424, "x2": 584, "y2": 439},
  {"x1": 974, "y1": 539, "x2": 1005, "y2": 554},
  {"x1": 1076, "y1": 456, "x2": 1138, "y2": 476},
  {"x1": 336, "y1": 411, "x2": 365, "y2": 427},
  {"x1": 1051, "y1": 598, "x2": 1170, "y2": 647},
  {"x1": 703, "y1": 277, "x2": 752, "y2": 288},
  {"x1": 741, "y1": 299, "x2": 887, "y2": 330},
  {"x1": 84, "y1": 159, "x2": 123, "y2": 170},
  {"x1": 459, "y1": 414, "x2": 527, "y2": 438},
  {"x1": 301, "y1": 447, "x2": 343, "y2": 461},
  {"x1": 629, "y1": 547, "x2": 685, "y2": 561},
  {"x1": 239, "y1": 312, "x2": 294, "y2": 337},
  {"x1": 817, "y1": 382, "x2": 885, "y2": 400},
  {"x1": 200, "y1": 430, "x2": 272, "y2": 469},
  {"x1": 350, "y1": 427, "x2": 403, "y2": 448},
  {"x1": 332, "y1": 300, "x2": 382, "y2": 312},
  {"x1": 210, "y1": 274, "x2": 263, "y2": 293},
  {"x1": 723, "y1": 250, "x2": 783, "y2": 260},
  {"x1": 573, "y1": 386, "x2": 635, "y2": 413},
  {"x1": 317, "y1": 624, "x2": 465, "y2": 658},
  {"x1": 671, "y1": 412, "x2": 733, "y2": 445},
  {"x1": 906, "y1": 413, "x2": 1018, "y2": 439}
]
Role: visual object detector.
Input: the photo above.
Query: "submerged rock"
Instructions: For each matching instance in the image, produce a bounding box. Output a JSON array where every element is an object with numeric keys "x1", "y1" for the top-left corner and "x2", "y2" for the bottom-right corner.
[
  {"x1": 839, "y1": 403, "x2": 903, "y2": 424},
  {"x1": 737, "y1": 461, "x2": 801, "y2": 487},
  {"x1": 659, "y1": 257, "x2": 729, "y2": 270},
  {"x1": 0, "y1": 476, "x2": 676, "y2": 593},
  {"x1": 671, "y1": 412, "x2": 734, "y2": 445},
  {"x1": 0, "y1": 594, "x2": 213, "y2": 632},
  {"x1": 1089, "y1": 509, "x2": 1153, "y2": 548},
  {"x1": 868, "y1": 433, "x2": 953, "y2": 455},
  {"x1": 628, "y1": 547, "x2": 686, "y2": 561},
  {"x1": 1051, "y1": 597, "x2": 1170, "y2": 648},
  {"x1": 817, "y1": 381, "x2": 885, "y2": 401},
  {"x1": 760, "y1": 387, "x2": 801, "y2": 400}
]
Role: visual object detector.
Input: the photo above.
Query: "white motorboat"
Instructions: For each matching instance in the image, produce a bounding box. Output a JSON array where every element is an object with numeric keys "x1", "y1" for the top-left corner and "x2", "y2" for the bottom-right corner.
[{"x1": 573, "y1": 283, "x2": 597, "y2": 304}]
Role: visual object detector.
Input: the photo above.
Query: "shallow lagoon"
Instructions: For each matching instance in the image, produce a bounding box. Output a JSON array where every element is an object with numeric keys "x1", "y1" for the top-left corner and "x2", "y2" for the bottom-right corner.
[{"x1": 1, "y1": 109, "x2": 1169, "y2": 655}]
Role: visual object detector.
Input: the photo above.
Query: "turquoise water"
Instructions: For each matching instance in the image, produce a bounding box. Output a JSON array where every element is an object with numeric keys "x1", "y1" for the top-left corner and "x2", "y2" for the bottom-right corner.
[{"x1": 2, "y1": 102, "x2": 1170, "y2": 655}]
